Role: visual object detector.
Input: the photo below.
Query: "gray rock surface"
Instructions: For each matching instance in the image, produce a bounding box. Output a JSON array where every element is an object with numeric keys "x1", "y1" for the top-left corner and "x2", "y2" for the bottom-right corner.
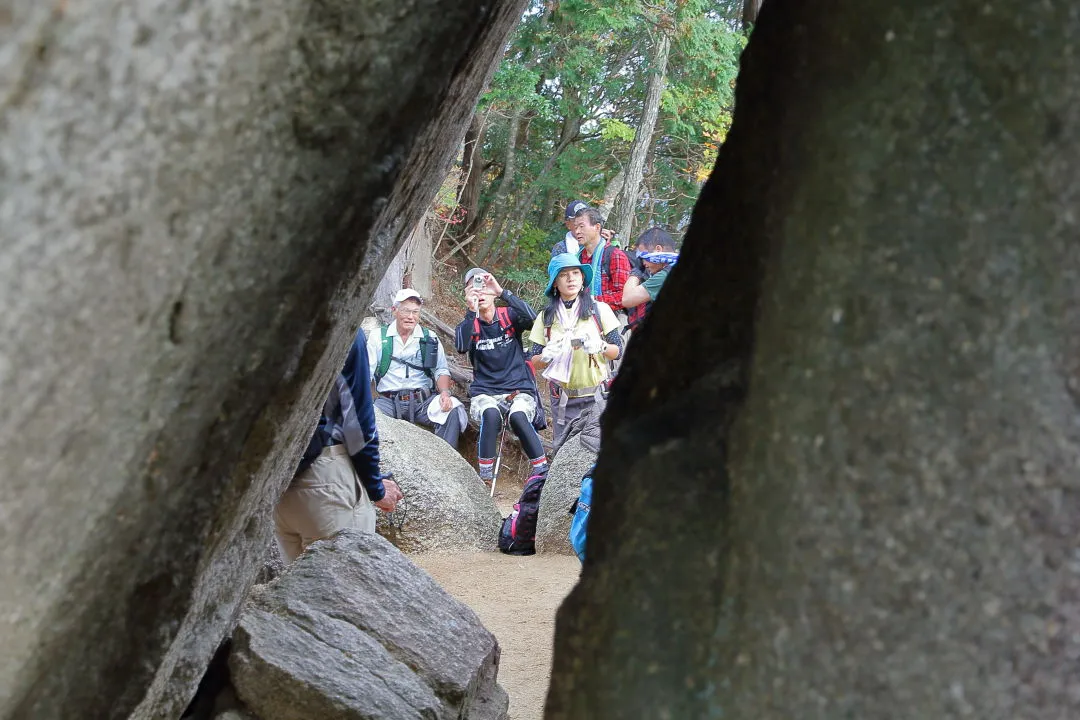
[
  {"x1": 535, "y1": 435, "x2": 596, "y2": 555},
  {"x1": 229, "y1": 531, "x2": 508, "y2": 720},
  {"x1": 547, "y1": 1, "x2": 1080, "y2": 718},
  {"x1": 375, "y1": 414, "x2": 502, "y2": 552},
  {"x1": 0, "y1": 0, "x2": 527, "y2": 717}
]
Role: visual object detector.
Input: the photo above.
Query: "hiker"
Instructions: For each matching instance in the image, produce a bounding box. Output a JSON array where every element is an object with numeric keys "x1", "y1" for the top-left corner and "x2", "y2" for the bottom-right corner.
[
  {"x1": 528, "y1": 253, "x2": 624, "y2": 447},
  {"x1": 367, "y1": 288, "x2": 465, "y2": 448},
  {"x1": 551, "y1": 199, "x2": 617, "y2": 256},
  {"x1": 275, "y1": 328, "x2": 403, "y2": 562},
  {"x1": 455, "y1": 268, "x2": 549, "y2": 481},
  {"x1": 622, "y1": 227, "x2": 678, "y2": 330},
  {"x1": 571, "y1": 207, "x2": 632, "y2": 318}
]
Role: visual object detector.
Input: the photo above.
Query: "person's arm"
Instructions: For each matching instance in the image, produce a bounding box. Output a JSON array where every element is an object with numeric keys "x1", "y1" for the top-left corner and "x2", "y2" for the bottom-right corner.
[
  {"x1": 434, "y1": 334, "x2": 451, "y2": 386},
  {"x1": 525, "y1": 317, "x2": 549, "y2": 367},
  {"x1": 341, "y1": 333, "x2": 384, "y2": 501},
  {"x1": 591, "y1": 303, "x2": 624, "y2": 360},
  {"x1": 434, "y1": 337, "x2": 453, "y2": 398},
  {"x1": 602, "y1": 327, "x2": 623, "y2": 360},
  {"x1": 454, "y1": 311, "x2": 477, "y2": 354},
  {"x1": 621, "y1": 274, "x2": 651, "y2": 309},
  {"x1": 641, "y1": 270, "x2": 669, "y2": 302},
  {"x1": 501, "y1": 289, "x2": 538, "y2": 332},
  {"x1": 365, "y1": 326, "x2": 382, "y2": 381}
]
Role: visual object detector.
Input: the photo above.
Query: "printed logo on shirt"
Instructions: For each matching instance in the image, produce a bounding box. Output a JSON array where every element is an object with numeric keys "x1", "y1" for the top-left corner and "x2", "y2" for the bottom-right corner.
[{"x1": 475, "y1": 335, "x2": 514, "y2": 352}]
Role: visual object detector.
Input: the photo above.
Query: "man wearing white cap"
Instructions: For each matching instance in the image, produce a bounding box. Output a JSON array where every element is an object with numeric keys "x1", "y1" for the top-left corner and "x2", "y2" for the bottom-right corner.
[{"x1": 366, "y1": 288, "x2": 465, "y2": 448}]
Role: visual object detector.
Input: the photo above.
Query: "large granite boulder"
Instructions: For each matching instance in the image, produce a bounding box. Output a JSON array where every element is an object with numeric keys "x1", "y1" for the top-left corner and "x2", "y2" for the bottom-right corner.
[
  {"x1": 0, "y1": 0, "x2": 526, "y2": 717},
  {"x1": 375, "y1": 414, "x2": 502, "y2": 552},
  {"x1": 547, "y1": 1, "x2": 1080, "y2": 718},
  {"x1": 229, "y1": 530, "x2": 508, "y2": 720},
  {"x1": 535, "y1": 435, "x2": 596, "y2": 556}
]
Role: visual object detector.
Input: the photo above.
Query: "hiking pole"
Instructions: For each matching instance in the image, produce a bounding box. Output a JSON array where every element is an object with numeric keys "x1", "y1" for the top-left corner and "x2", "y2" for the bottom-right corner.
[{"x1": 490, "y1": 402, "x2": 510, "y2": 497}]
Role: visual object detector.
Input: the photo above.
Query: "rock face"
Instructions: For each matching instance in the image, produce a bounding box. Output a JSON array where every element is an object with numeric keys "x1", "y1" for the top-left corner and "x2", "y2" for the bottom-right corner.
[
  {"x1": 375, "y1": 414, "x2": 502, "y2": 552},
  {"x1": 229, "y1": 531, "x2": 508, "y2": 720},
  {"x1": 535, "y1": 435, "x2": 596, "y2": 555},
  {"x1": 547, "y1": 1, "x2": 1080, "y2": 718},
  {"x1": 0, "y1": 1, "x2": 526, "y2": 717}
]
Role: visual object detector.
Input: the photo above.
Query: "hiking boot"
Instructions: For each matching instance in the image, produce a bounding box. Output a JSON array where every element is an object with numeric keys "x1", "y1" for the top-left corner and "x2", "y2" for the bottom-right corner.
[{"x1": 478, "y1": 462, "x2": 494, "y2": 481}]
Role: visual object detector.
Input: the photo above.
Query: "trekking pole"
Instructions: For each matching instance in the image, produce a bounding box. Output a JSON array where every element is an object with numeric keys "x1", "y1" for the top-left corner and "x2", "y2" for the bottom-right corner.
[{"x1": 490, "y1": 403, "x2": 510, "y2": 498}]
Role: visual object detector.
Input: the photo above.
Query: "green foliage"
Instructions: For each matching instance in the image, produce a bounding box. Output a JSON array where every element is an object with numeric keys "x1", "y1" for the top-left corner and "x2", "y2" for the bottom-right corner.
[
  {"x1": 438, "y1": 0, "x2": 746, "y2": 257},
  {"x1": 600, "y1": 118, "x2": 636, "y2": 142},
  {"x1": 502, "y1": 221, "x2": 554, "y2": 282},
  {"x1": 500, "y1": 266, "x2": 549, "y2": 314}
]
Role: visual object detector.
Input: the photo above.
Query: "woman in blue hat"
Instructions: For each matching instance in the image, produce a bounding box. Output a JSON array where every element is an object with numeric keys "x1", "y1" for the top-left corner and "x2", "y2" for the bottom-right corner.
[{"x1": 528, "y1": 253, "x2": 624, "y2": 447}]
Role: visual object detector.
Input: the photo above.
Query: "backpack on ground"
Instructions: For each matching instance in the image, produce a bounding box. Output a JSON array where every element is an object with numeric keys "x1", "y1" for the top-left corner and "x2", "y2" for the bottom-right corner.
[
  {"x1": 498, "y1": 471, "x2": 547, "y2": 556},
  {"x1": 568, "y1": 465, "x2": 594, "y2": 562}
]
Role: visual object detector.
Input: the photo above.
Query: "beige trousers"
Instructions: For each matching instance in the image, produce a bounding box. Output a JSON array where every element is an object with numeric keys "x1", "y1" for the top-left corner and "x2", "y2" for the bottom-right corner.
[{"x1": 274, "y1": 445, "x2": 375, "y2": 562}]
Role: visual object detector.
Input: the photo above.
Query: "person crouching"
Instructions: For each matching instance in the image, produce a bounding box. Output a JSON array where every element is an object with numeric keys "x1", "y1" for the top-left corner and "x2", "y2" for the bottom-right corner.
[{"x1": 528, "y1": 253, "x2": 624, "y2": 449}]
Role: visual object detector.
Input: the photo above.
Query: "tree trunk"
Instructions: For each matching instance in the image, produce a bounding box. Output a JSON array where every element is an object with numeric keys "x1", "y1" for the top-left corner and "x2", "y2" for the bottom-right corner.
[
  {"x1": 597, "y1": 166, "x2": 625, "y2": 224},
  {"x1": 477, "y1": 109, "x2": 522, "y2": 261},
  {"x1": 488, "y1": 113, "x2": 581, "y2": 258},
  {"x1": 742, "y1": 0, "x2": 762, "y2": 30},
  {"x1": 457, "y1": 110, "x2": 488, "y2": 239},
  {"x1": 612, "y1": 31, "x2": 671, "y2": 243},
  {"x1": 539, "y1": 186, "x2": 559, "y2": 228}
]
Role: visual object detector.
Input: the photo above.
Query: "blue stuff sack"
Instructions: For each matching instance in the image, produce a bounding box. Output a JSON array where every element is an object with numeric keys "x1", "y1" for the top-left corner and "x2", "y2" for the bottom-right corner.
[{"x1": 568, "y1": 465, "x2": 594, "y2": 562}]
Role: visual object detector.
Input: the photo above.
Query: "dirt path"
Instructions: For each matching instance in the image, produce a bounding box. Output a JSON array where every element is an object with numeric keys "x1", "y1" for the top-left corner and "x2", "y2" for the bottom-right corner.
[{"x1": 411, "y1": 552, "x2": 580, "y2": 720}]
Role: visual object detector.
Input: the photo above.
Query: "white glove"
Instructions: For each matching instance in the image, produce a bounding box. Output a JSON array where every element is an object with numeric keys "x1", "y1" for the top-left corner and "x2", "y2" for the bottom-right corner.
[
  {"x1": 582, "y1": 335, "x2": 606, "y2": 354},
  {"x1": 541, "y1": 338, "x2": 565, "y2": 362}
]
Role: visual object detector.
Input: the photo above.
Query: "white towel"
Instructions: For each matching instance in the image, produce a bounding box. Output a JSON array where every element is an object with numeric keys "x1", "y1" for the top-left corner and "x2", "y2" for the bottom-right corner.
[
  {"x1": 426, "y1": 394, "x2": 467, "y2": 428},
  {"x1": 564, "y1": 230, "x2": 580, "y2": 255},
  {"x1": 542, "y1": 346, "x2": 573, "y2": 384}
]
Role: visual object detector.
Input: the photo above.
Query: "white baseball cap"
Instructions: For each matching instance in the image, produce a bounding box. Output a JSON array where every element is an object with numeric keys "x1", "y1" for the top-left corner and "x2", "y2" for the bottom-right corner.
[{"x1": 392, "y1": 288, "x2": 423, "y2": 306}]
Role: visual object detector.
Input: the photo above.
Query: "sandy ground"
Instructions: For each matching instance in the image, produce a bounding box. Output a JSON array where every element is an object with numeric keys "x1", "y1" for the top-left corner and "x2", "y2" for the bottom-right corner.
[{"x1": 411, "y1": 552, "x2": 581, "y2": 720}]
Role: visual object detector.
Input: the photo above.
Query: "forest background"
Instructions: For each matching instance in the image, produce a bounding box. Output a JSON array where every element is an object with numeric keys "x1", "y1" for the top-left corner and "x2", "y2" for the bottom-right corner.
[{"x1": 420, "y1": 0, "x2": 761, "y2": 309}]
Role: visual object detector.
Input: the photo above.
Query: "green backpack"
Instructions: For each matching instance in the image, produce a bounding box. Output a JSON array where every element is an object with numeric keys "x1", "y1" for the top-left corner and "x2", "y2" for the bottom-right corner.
[{"x1": 373, "y1": 324, "x2": 436, "y2": 383}]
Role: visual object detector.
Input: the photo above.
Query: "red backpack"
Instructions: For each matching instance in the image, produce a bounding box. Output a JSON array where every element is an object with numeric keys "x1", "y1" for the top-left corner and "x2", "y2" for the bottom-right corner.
[{"x1": 471, "y1": 305, "x2": 515, "y2": 346}]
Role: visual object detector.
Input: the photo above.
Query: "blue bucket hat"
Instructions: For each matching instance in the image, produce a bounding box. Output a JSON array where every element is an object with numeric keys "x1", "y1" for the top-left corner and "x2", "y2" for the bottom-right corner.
[{"x1": 546, "y1": 253, "x2": 593, "y2": 296}]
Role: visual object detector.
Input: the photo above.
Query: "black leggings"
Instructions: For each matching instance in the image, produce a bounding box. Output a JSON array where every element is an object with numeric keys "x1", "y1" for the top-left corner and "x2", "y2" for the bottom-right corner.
[{"x1": 478, "y1": 407, "x2": 545, "y2": 460}]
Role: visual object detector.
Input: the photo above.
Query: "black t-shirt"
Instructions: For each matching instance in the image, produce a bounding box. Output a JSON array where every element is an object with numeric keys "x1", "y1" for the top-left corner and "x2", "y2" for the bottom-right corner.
[{"x1": 454, "y1": 290, "x2": 537, "y2": 397}]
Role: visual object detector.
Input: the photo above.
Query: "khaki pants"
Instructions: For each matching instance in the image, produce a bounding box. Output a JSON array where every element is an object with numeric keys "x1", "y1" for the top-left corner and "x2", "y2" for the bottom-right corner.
[{"x1": 274, "y1": 445, "x2": 375, "y2": 562}]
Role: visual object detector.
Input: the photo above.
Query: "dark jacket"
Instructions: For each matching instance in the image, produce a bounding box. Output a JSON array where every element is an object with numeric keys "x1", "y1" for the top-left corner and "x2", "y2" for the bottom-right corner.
[
  {"x1": 454, "y1": 290, "x2": 537, "y2": 397},
  {"x1": 297, "y1": 328, "x2": 384, "y2": 501}
]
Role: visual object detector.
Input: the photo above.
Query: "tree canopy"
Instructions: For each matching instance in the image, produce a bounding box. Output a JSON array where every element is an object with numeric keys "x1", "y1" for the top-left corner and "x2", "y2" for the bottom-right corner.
[{"x1": 433, "y1": 0, "x2": 747, "y2": 272}]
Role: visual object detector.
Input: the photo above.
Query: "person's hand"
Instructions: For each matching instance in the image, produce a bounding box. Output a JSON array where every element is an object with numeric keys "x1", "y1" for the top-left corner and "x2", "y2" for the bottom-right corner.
[
  {"x1": 439, "y1": 390, "x2": 453, "y2": 412},
  {"x1": 374, "y1": 478, "x2": 403, "y2": 512},
  {"x1": 482, "y1": 272, "x2": 504, "y2": 297},
  {"x1": 541, "y1": 337, "x2": 565, "y2": 362},
  {"x1": 582, "y1": 335, "x2": 606, "y2": 354},
  {"x1": 465, "y1": 287, "x2": 480, "y2": 313},
  {"x1": 600, "y1": 228, "x2": 615, "y2": 241}
]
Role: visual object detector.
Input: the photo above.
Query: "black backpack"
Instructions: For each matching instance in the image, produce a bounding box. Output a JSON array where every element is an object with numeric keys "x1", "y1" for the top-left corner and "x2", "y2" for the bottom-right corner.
[{"x1": 498, "y1": 471, "x2": 548, "y2": 556}]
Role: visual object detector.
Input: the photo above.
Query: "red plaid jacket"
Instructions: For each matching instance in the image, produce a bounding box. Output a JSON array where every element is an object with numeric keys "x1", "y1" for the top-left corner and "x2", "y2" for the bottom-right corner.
[{"x1": 580, "y1": 244, "x2": 631, "y2": 310}]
